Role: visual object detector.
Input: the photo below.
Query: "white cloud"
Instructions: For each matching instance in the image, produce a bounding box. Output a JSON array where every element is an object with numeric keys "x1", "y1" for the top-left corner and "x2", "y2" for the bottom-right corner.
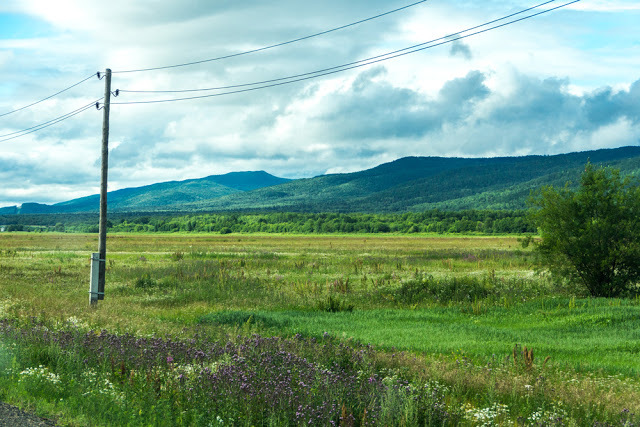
[
  {"x1": 1, "y1": 1, "x2": 639, "y2": 206},
  {"x1": 566, "y1": 1, "x2": 640, "y2": 12}
]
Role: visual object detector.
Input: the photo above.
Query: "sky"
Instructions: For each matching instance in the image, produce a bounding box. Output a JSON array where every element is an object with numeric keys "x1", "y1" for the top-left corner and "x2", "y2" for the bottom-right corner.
[{"x1": 0, "y1": 0, "x2": 639, "y2": 207}]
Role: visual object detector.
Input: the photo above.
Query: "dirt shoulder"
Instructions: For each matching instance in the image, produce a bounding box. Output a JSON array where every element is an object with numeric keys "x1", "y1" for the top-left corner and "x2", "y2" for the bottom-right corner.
[{"x1": 0, "y1": 402, "x2": 59, "y2": 427}]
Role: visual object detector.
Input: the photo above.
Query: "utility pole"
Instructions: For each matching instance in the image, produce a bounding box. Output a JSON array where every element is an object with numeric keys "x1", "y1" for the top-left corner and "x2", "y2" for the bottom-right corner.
[{"x1": 90, "y1": 68, "x2": 111, "y2": 306}]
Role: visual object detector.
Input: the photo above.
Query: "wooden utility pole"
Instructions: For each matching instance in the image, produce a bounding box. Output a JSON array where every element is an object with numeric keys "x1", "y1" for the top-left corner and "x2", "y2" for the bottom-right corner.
[{"x1": 95, "y1": 68, "x2": 111, "y2": 304}]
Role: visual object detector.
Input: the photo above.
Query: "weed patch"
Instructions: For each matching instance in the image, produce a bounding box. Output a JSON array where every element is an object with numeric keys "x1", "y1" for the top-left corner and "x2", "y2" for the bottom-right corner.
[
  {"x1": 199, "y1": 310, "x2": 290, "y2": 329},
  {"x1": 317, "y1": 295, "x2": 355, "y2": 313}
]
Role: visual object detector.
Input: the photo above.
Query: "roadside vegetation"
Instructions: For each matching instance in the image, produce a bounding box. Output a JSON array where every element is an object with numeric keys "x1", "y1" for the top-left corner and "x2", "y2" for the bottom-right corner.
[{"x1": 0, "y1": 232, "x2": 638, "y2": 425}]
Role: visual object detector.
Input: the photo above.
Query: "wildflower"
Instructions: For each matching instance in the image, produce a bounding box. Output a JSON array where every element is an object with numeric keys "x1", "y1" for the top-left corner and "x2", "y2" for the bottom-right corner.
[
  {"x1": 19, "y1": 365, "x2": 61, "y2": 385},
  {"x1": 463, "y1": 402, "x2": 510, "y2": 425}
]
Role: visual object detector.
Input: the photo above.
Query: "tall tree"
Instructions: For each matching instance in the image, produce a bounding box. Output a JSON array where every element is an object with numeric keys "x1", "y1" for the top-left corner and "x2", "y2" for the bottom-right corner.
[{"x1": 528, "y1": 164, "x2": 640, "y2": 297}]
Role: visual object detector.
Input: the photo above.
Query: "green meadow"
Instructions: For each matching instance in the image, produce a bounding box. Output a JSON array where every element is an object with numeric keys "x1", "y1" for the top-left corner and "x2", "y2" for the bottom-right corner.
[{"x1": 0, "y1": 232, "x2": 638, "y2": 425}]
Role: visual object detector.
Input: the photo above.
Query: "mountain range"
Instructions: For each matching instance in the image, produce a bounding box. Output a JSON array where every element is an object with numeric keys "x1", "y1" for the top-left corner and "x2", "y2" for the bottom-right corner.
[{"x1": 3, "y1": 146, "x2": 640, "y2": 215}]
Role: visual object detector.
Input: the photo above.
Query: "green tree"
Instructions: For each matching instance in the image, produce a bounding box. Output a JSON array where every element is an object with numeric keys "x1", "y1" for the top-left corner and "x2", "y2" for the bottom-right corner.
[{"x1": 528, "y1": 164, "x2": 640, "y2": 297}]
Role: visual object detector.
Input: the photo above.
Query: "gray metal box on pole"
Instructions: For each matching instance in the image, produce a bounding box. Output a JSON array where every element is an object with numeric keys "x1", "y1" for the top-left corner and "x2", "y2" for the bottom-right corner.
[{"x1": 89, "y1": 252, "x2": 102, "y2": 305}]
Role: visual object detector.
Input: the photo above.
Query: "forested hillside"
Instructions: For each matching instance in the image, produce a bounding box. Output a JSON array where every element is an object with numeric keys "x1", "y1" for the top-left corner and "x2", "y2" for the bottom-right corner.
[
  {"x1": 182, "y1": 146, "x2": 640, "y2": 212},
  {"x1": 0, "y1": 171, "x2": 289, "y2": 214},
  {"x1": 2, "y1": 146, "x2": 640, "y2": 214}
]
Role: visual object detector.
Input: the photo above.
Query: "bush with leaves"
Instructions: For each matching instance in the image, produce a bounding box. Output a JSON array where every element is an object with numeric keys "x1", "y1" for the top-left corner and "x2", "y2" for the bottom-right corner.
[{"x1": 528, "y1": 163, "x2": 640, "y2": 297}]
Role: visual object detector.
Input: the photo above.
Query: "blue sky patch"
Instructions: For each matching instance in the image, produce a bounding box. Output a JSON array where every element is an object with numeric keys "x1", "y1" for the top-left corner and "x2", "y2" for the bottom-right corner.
[{"x1": 0, "y1": 13, "x2": 54, "y2": 39}]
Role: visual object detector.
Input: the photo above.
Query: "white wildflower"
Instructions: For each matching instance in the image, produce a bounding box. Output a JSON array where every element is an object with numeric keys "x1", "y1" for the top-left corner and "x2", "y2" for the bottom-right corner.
[
  {"x1": 19, "y1": 365, "x2": 61, "y2": 385},
  {"x1": 528, "y1": 402, "x2": 568, "y2": 425},
  {"x1": 463, "y1": 402, "x2": 510, "y2": 426}
]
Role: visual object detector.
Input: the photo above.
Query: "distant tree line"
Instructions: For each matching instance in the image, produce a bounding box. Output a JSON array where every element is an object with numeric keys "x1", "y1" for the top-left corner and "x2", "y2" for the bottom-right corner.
[{"x1": 0, "y1": 210, "x2": 535, "y2": 235}]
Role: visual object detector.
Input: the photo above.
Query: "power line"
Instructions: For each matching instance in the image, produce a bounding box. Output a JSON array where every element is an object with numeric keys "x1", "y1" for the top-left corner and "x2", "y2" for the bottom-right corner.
[
  {"x1": 111, "y1": 0, "x2": 429, "y2": 74},
  {"x1": 120, "y1": 0, "x2": 559, "y2": 95},
  {"x1": 0, "y1": 73, "x2": 98, "y2": 119},
  {"x1": 112, "y1": 0, "x2": 579, "y2": 106},
  {"x1": 0, "y1": 99, "x2": 101, "y2": 143},
  {"x1": 0, "y1": 0, "x2": 579, "y2": 141},
  {"x1": 0, "y1": 100, "x2": 99, "y2": 138}
]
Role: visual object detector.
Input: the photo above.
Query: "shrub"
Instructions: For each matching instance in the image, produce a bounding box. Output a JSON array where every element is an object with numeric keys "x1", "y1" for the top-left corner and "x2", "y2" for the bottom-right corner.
[
  {"x1": 394, "y1": 275, "x2": 491, "y2": 304},
  {"x1": 317, "y1": 295, "x2": 354, "y2": 313},
  {"x1": 134, "y1": 274, "x2": 158, "y2": 289}
]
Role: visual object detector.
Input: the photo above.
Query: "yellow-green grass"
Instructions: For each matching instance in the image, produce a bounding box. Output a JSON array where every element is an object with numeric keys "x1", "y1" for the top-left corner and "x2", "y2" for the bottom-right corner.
[{"x1": 0, "y1": 232, "x2": 536, "y2": 330}]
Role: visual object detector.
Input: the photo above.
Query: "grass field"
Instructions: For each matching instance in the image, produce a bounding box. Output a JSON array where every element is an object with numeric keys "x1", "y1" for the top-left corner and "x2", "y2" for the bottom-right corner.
[{"x1": 0, "y1": 232, "x2": 638, "y2": 425}]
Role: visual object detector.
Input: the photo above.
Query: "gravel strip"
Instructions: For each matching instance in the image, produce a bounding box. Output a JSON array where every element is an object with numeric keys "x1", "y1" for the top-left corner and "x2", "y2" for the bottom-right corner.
[{"x1": 0, "y1": 402, "x2": 59, "y2": 426}]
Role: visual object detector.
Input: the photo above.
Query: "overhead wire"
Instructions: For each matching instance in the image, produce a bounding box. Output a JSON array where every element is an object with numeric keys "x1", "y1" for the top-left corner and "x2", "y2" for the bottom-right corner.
[
  {"x1": 119, "y1": 0, "x2": 559, "y2": 95},
  {"x1": 0, "y1": 0, "x2": 578, "y2": 140},
  {"x1": 0, "y1": 2, "x2": 429, "y2": 142},
  {"x1": 0, "y1": 73, "x2": 98, "y2": 119},
  {"x1": 0, "y1": 99, "x2": 102, "y2": 143},
  {"x1": 111, "y1": 0, "x2": 429, "y2": 74},
  {"x1": 0, "y1": 1, "x2": 429, "y2": 141},
  {"x1": 113, "y1": 0, "x2": 579, "y2": 105}
]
